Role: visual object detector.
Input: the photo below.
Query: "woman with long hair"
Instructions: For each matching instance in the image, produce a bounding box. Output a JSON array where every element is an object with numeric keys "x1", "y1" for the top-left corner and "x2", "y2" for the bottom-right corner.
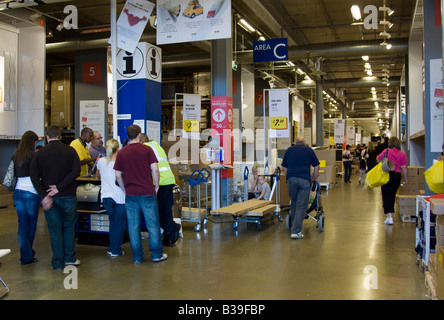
[
  {"x1": 96, "y1": 139, "x2": 126, "y2": 257},
  {"x1": 12, "y1": 130, "x2": 40, "y2": 264},
  {"x1": 377, "y1": 136, "x2": 408, "y2": 225}
]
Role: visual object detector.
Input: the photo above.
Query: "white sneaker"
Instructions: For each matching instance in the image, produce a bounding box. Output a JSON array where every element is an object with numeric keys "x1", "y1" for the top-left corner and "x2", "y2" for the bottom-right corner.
[
  {"x1": 291, "y1": 232, "x2": 304, "y2": 239},
  {"x1": 64, "y1": 259, "x2": 80, "y2": 266},
  {"x1": 384, "y1": 218, "x2": 393, "y2": 225},
  {"x1": 153, "y1": 253, "x2": 168, "y2": 262}
]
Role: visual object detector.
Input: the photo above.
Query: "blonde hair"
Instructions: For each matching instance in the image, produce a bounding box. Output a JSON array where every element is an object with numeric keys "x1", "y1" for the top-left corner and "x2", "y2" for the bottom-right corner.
[{"x1": 105, "y1": 139, "x2": 120, "y2": 164}]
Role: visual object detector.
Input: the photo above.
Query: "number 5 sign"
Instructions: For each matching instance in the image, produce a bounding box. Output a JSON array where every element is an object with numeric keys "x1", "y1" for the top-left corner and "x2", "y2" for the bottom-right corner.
[{"x1": 82, "y1": 62, "x2": 102, "y2": 83}]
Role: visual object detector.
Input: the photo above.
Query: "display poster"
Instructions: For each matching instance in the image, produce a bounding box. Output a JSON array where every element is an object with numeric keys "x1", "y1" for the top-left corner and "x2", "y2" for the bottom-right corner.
[
  {"x1": 0, "y1": 55, "x2": 4, "y2": 112},
  {"x1": 333, "y1": 119, "x2": 345, "y2": 144},
  {"x1": 80, "y1": 100, "x2": 105, "y2": 137},
  {"x1": 268, "y1": 89, "x2": 289, "y2": 138},
  {"x1": 346, "y1": 126, "x2": 355, "y2": 145},
  {"x1": 182, "y1": 94, "x2": 201, "y2": 139},
  {"x1": 146, "y1": 120, "x2": 161, "y2": 144},
  {"x1": 116, "y1": 0, "x2": 155, "y2": 53},
  {"x1": 430, "y1": 59, "x2": 444, "y2": 152},
  {"x1": 156, "y1": 0, "x2": 231, "y2": 45}
]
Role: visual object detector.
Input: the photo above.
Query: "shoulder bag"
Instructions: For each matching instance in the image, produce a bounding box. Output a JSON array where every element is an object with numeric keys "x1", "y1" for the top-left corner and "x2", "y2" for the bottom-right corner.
[{"x1": 2, "y1": 160, "x2": 16, "y2": 192}]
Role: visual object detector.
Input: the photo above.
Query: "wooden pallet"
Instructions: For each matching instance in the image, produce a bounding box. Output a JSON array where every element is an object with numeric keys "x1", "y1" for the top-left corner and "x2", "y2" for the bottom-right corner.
[
  {"x1": 210, "y1": 199, "x2": 272, "y2": 217},
  {"x1": 242, "y1": 204, "x2": 278, "y2": 217}
]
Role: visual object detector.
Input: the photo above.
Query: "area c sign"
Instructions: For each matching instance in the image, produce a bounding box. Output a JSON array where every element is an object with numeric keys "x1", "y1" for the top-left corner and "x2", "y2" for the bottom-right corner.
[{"x1": 253, "y1": 38, "x2": 288, "y2": 63}]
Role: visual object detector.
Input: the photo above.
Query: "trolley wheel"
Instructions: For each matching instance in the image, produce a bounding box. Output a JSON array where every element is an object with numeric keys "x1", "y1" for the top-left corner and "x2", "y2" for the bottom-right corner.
[
  {"x1": 194, "y1": 224, "x2": 201, "y2": 232},
  {"x1": 318, "y1": 214, "x2": 325, "y2": 232},
  {"x1": 202, "y1": 217, "x2": 208, "y2": 226},
  {"x1": 286, "y1": 214, "x2": 291, "y2": 230},
  {"x1": 278, "y1": 214, "x2": 283, "y2": 222},
  {"x1": 232, "y1": 221, "x2": 239, "y2": 230}
]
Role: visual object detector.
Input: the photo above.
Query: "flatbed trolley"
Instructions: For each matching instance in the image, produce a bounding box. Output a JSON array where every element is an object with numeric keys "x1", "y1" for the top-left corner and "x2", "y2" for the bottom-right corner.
[
  {"x1": 231, "y1": 167, "x2": 283, "y2": 230},
  {"x1": 182, "y1": 169, "x2": 210, "y2": 232},
  {"x1": 286, "y1": 181, "x2": 325, "y2": 232}
]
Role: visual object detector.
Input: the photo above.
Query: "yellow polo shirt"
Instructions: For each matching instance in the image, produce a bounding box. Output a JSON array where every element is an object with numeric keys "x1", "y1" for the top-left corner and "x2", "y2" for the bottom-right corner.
[{"x1": 70, "y1": 138, "x2": 91, "y2": 176}]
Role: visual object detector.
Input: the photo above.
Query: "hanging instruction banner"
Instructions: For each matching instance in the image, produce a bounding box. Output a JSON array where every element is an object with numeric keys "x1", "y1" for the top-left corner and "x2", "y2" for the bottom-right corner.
[
  {"x1": 156, "y1": 0, "x2": 231, "y2": 45},
  {"x1": 334, "y1": 119, "x2": 345, "y2": 144},
  {"x1": 269, "y1": 89, "x2": 289, "y2": 138},
  {"x1": 430, "y1": 59, "x2": 444, "y2": 152},
  {"x1": 183, "y1": 93, "x2": 201, "y2": 139},
  {"x1": 115, "y1": 0, "x2": 155, "y2": 53}
]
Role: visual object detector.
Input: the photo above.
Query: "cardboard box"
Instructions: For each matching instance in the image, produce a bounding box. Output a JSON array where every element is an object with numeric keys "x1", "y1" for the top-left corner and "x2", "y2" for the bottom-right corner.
[
  {"x1": 271, "y1": 173, "x2": 290, "y2": 205},
  {"x1": 431, "y1": 198, "x2": 444, "y2": 215},
  {"x1": 318, "y1": 166, "x2": 336, "y2": 184},
  {"x1": 50, "y1": 67, "x2": 73, "y2": 128},
  {"x1": 396, "y1": 194, "x2": 417, "y2": 215},
  {"x1": 436, "y1": 246, "x2": 444, "y2": 299},
  {"x1": 314, "y1": 149, "x2": 337, "y2": 167}
]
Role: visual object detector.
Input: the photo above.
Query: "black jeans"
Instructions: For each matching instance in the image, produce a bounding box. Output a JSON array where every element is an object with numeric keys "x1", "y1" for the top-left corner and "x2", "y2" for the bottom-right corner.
[
  {"x1": 381, "y1": 172, "x2": 402, "y2": 214},
  {"x1": 157, "y1": 184, "x2": 178, "y2": 240}
]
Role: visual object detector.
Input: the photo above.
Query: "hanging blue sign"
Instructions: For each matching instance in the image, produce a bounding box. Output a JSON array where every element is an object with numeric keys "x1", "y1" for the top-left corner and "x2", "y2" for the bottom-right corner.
[{"x1": 253, "y1": 38, "x2": 288, "y2": 63}]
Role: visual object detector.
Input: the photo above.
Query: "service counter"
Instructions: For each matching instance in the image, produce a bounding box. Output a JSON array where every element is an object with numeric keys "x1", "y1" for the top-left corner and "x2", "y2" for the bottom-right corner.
[{"x1": 75, "y1": 176, "x2": 129, "y2": 246}]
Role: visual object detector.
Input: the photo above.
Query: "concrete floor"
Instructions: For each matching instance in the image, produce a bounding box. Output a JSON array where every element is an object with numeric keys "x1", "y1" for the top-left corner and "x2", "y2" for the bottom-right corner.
[{"x1": 0, "y1": 173, "x2": 428, "y2": 300}]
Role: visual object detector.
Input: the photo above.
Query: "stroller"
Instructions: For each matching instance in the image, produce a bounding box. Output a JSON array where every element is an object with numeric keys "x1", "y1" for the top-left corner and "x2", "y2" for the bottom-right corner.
[{"x1": 286, "y1": 181, "x2": 325, "y2": 232}]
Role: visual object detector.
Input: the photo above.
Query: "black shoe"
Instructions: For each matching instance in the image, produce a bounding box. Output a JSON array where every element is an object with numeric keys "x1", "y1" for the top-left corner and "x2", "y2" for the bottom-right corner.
[{"x1": 162, "y1": 238, "x2": 175, "y2": 247}]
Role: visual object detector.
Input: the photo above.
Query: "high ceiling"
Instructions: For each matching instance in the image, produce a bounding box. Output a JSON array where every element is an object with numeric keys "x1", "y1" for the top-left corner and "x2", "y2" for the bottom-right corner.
[{"x1": 0, "y1": 0, "x2": 419, "y2": 135}]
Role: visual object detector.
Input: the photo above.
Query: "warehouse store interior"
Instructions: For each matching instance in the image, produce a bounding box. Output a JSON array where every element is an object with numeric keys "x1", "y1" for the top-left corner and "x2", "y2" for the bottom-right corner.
[{"x1": 0, "y1": 0, "x2": 443, "y2": 301}]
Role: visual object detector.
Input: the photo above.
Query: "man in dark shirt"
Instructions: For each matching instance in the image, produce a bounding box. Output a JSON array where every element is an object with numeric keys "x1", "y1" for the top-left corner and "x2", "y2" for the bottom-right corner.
[
  {"x1": 30, "y1": 126, "x2": 81, "y2": 270},
  {"x1": 282, "y1": 137, "x2": 320, "y2": 240}
]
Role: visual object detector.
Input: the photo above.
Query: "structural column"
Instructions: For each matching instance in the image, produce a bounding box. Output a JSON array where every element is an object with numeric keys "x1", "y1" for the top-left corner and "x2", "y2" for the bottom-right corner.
[{"x1": 315, "y1": 77, "x2": 324, "y2": 147}]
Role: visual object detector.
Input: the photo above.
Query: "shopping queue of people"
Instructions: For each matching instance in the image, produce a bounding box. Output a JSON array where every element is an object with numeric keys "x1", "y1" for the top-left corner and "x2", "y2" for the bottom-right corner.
[
  {"x1": 6, "y1": 125, "x2": 180, "y2": 269},
  {"x1": 3, "y1": 126, "x2": 418, "y2": 266}
]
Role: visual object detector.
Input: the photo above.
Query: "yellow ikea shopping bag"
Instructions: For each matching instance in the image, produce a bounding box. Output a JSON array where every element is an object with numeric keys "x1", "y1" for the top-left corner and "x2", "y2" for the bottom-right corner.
[
  {"x1": 424, "y1": 160, "x2": 444, "y2": 194},
  {"x1": 365, "y1": 162, "x2": 390, "y2": 188}
]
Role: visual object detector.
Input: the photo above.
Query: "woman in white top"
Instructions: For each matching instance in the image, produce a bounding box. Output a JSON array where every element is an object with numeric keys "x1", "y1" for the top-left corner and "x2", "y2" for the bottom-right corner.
[{"x1": 96, "y1": 139, "x2": 126, "y2": 257}]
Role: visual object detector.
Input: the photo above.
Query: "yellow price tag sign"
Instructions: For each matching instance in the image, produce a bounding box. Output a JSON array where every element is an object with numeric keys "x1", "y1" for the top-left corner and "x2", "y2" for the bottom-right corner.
[
  {"x1": 184, "y1": 120, "x2": 200, "y2": 132},
  {"x1": 270, "y1": 117, "x2": 287, "y2": 130}
]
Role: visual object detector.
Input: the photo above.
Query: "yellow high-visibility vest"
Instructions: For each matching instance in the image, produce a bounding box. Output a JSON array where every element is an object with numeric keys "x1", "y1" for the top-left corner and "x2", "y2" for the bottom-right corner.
[{"x1": 145, "y1": 141, "x2": 176, "y2": 186}]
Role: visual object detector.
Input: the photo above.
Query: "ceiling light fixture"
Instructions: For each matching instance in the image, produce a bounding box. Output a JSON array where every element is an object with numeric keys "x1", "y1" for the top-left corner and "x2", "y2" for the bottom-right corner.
[
  {"x1": 379, "y1": 6, "x2": 394, "y2": 16},
  {"x1": 238, "y1": 18, "x2": 255, "y2": 33},
  {"x1": 351, "y1": 5, "x2": 362, "y2": 20},
  {"x1": 56, "y1": 22, "x2": 64, "y2": 31},
  {"x1": 380, "y1": 20, "x2": 394, "y2": 28},
  {"x1": 380, "y1": 31, "x2": 391, "y2": 39}
]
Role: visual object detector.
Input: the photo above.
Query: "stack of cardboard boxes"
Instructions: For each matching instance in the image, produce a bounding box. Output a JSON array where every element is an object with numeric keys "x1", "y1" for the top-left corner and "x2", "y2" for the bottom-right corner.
[
  {"x1": 314, "y1": 149, "x2": 338, "y2": 185},
  {"x1": 426, "y1": 198, "x2": 444, "y2": 299},
  {"x1": 396, "y1": 166, "x2": 425, "y2": 221}
]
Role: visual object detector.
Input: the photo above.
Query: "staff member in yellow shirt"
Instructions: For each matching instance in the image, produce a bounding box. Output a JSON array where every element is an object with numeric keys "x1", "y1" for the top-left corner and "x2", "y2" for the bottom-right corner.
[
  {"x1": 144, "y1": 136, "x2": 180, "y2": 247},
  {"x1": 70, "y1": 127, "x2": 96, "y2": 176}
]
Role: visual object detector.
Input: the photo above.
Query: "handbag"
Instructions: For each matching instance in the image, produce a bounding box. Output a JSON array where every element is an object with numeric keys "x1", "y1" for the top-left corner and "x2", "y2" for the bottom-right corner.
[
  {"x1": 380, "y1": 149, "x2": 395, "y2": 173},
  {"x1": 424, "y1": 160, "x2": 443, "y2": 194},
  {"x1": 2, "y1": 159, "x2": 16, "y2": 192},
  {"x1": 365, "y1": 162, "x2": 389, "y2": 188}
]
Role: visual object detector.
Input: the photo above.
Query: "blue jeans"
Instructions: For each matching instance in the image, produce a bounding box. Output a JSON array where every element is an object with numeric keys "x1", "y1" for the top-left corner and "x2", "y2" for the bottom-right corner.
[
  {"x1": 125, "y1": 194, "x2": 163, "y2": 262},
  {"x1": 13, "y1": 189, "x2": 40, "y2": 264},
  {"x1": 287, "y1": 177, "x2": 311, "y2": 234},
  {"x1": 102, "y1": 198, "x2": 127, "y2": 255},
  {"x1": 43, "y1": 196, "x2": 77, "y2": 270},
  {"x1": 343, "y1": 161, "x2": 352, "y2": 182}
]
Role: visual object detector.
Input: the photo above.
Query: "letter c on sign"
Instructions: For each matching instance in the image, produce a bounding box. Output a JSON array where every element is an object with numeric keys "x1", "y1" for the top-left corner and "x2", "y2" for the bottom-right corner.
[{"x1": 273, "y1": 43, "x2": 286, "y2": 60}]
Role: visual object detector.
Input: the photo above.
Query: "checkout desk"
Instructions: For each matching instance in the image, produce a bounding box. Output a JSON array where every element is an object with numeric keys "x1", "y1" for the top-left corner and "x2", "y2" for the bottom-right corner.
[{"x1": 76, "y1": 177, "x2": 128, "y2": 246}]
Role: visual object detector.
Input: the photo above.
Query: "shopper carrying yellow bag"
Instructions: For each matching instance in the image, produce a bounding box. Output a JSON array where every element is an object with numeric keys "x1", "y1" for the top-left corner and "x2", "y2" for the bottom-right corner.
[
  {"x1": 365, "y1": 162, "x2": 390, "y2": 188},
  {"x1": 424, "y1": 160, "x2": 444, "y2": 194}
]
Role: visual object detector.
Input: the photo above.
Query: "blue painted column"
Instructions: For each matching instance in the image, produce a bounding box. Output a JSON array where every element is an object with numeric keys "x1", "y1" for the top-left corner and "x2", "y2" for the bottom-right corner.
[
  {"x1": 115, "y1": 42, "x2": 162, "y2": 145},
  {"x1": 423, "y1": 0, "x2": 443, "y2": 194}
]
